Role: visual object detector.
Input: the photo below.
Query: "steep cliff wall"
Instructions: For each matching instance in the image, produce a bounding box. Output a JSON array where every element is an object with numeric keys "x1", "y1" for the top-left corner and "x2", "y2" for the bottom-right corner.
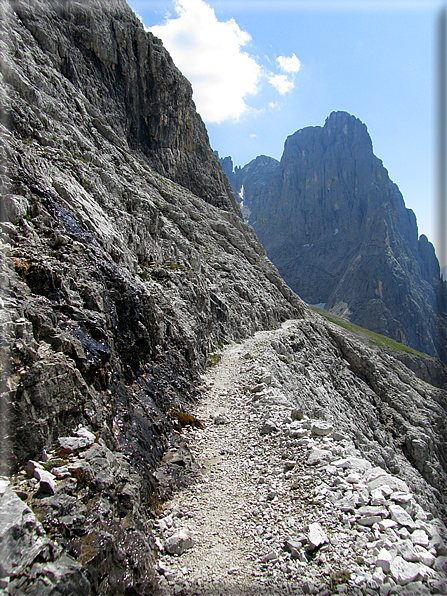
[
  {"x1": 238, "y1": 112, "x2": 447, "y2": 362},
  {"x1": 0, "y1": 1, "x2": 304, "y2": 590}
]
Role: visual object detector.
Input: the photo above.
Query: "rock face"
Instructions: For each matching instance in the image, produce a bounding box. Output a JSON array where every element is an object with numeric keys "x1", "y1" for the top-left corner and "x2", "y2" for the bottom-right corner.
[
  {"x1": 230, "y1": 112, "x2": 447, "y2": 362},
  {"x1": 0, "y1": 2, "x2": 446, "y2": 594},
  {"x1": 0, "y1": 0, "x2": 303, "y2": 591}
]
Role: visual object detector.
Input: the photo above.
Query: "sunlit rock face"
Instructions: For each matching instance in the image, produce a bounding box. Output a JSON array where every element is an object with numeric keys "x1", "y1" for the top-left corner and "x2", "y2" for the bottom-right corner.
[{"x1": 236, "y1": 112, "x2": 447, "y2": 362}]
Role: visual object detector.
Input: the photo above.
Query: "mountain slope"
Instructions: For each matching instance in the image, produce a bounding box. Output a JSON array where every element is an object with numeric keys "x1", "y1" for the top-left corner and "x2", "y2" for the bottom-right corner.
[
  {"x1": 233, "y1": 112, "x2": 447, "y2": 362},
  {"x1": 0, "y1": 3, "x2": 446, "y2": 594}
]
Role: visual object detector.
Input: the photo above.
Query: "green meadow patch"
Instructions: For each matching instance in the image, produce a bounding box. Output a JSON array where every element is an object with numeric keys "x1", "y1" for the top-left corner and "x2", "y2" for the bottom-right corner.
[{"x1": 310, "y1": 306, "x2": 433, "y2": 359}]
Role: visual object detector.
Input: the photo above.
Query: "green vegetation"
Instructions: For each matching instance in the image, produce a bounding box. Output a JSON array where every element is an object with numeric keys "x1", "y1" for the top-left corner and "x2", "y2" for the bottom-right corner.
[
  {"x1": 138, "y1": 261, "x2": 190, "y2": 282},
  {"x1": 310, "y1": 306, "x2": 433, "y2": 358},
  {"x1": 208, "y1": 353, "x2": 222, "y2": 367},
  {"x1": 162, "y1": 262, "x2": 186, "y2": 271}
]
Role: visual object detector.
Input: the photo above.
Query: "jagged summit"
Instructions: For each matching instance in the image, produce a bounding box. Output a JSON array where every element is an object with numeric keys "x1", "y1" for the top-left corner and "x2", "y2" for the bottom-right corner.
[{"x1": 227, "y1": 112, "x2": 447, "y2": 362}]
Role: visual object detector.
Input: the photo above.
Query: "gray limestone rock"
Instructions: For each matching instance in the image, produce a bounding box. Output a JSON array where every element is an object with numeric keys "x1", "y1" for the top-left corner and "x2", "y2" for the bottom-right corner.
[
  {"x1": 0, "y1": 0, "x2": 446, "y2": 592},
  {"x1": 233, "y1": 112, "x2": 447, "y2": 363},
  {"x1": 165, "y1": 529, "x2": 194, "y2": 555},
  {"x1": 307, "y1": 522, "x2": 328, "y2": 550},
  {"x1": 0, "y1": 488, "x2": 49, "y2": 577}
]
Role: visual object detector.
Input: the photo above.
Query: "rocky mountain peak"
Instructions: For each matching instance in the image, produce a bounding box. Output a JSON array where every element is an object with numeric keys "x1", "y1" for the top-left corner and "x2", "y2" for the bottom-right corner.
[
  {"x1": 285, "y1": 111, "x2": 373, "y2": 161},
  {"x1": 231, "y1": 113, "x2": 446, "y2": 361}
]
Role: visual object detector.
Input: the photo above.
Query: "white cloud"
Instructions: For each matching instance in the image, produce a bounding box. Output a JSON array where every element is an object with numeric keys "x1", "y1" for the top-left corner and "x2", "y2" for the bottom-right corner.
[
  {"x1": 150, "y1": 0, "x2": 261, "y2": 123},
  {"x1": 277, "y1": 53, "x2": 301, "y2": 73},
  {"x1": 269, "y1": 74, "x2": 295, "y2": 95}
]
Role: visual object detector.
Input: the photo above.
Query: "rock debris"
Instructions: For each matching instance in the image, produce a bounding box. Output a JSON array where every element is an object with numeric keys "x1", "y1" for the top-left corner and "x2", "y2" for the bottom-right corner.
[{"x1": 154, "y1": 324, "x2": 447, "y2": 595}]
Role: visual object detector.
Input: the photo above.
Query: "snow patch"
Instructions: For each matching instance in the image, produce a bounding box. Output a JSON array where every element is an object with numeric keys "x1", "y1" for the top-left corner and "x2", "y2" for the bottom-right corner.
[{"x1": 334, "y1": 228, "x2": 339, "y2": 235}]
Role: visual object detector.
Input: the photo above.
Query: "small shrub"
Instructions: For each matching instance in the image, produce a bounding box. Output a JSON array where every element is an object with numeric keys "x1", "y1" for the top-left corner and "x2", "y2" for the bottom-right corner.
[{"x1": 208, "y1": 353, "x2": 222, "y2": 367}]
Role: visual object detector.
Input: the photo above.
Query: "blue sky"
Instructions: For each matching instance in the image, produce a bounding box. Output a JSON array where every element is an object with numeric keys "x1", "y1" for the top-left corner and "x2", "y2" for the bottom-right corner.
[{"x1": 128, "y1": 0, "x2": 446, "y2": 268}]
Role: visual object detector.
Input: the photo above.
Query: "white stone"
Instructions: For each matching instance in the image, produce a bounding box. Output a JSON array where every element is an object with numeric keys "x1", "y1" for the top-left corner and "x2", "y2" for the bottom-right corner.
[
  {"x1": 378, "y1": 519, "x2": 398, "y2": 532},
  {"x1": 414, "y1": 562, "x2": 437, "y2": 581},
  {"x1": 389, "y1": 504, "x2": 416, "y2": 530},
  {"x1": 414, "y1": 503, "x2": 428, "y2": 522},
  {"x1": 357, "y1": 516, "x2": 382, "y2": 527},
  {"x1": 398, "y1": 539, "x2": 419, "y2": 562},
  {"x1": 390, "y1": 492, "x2": 413, "y2": 504},
  {"x1": 376, "y1": 548, "x2": 393, "y2": 573},
  {"x1": 332, "y1": 457, "x2": 372, "y2": 471},
  {"x1": 307, "y1": 522, "x2": 328, "y2": 550},
  {"x1": 398, "y1": 526, "x2": 411, "y2": 539},
  {"x1": 371, "y1": 488, "x2": 387, "y2": 506},
  {"x1": 357, "y1": 505, "x2": 388, "y2": 518},
  {"x1": 59, "y1": 436, "x2": 93, "y2": 450},
  {"x1": 415, "y1": 548, "x2": 435, "y2": 568},
  {"x1": 346, "y1": 472, "x2": 362, "y2": 484},
  {"x1": 366, "y1": 468, "x2": 409, "y2": 494},
  {"x1": 389, "y1": 556, "x2": 421, "y2": 585},
  {"x1": 75, "y1": 425, "x2": 96, "y2": 444},
  {"x1": 372, "y1": 566, "x2": 385, "y2": 584},
  {"x1": 411, "y1": 529, "x2": 429, "y2": 547},
  {"x1": 25, "y1": 460, "x2": 44, "y2": 479},
  {"x1": 307, "y1": 447, "x2": 331, "y2": 466},
  {"x1": 33, "y1": 469, "x2": 56, "y2": 495},
  {"x1": 310, "y1": 421, "x2": 333, "y2": 437}
]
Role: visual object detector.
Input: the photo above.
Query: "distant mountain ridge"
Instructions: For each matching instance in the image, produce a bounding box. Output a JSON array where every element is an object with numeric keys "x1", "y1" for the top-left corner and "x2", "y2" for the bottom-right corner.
[{"x1": 219, "y1": 111, "x2": 447, "y2": 362}]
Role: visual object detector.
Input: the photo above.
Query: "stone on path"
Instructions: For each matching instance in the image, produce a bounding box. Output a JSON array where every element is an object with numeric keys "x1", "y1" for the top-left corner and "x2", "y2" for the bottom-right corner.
[
  {"x1": 307, "y1": 447, "x2": 331, "y2": 466},
  {"x1": 389, "y1": 504, "x2": 416, "y2": 530},
  {"x1": 411, "y1": 529, "x2": 429, "y2": 547},
  {"x1": 310, "y1": 421, "x2": 333, "y2": 437},
  {"x1": 332, "y1": 457, "x2": 372, "y2": 471},
  {"x1": 389, "y1": 556, "x2": 421, "y2": 585},
  {"x1": 307, "y1": 522, "x2": 328, "y2": 550},
  {"x1": 376, "y1": 548, "x2": 393, "y2": 573},
  {"x1": 366, "y1": 468, "x2": 410, "y2": 494},
  {"x1": 165, "y1": 529, "x2": 194, "y2": 555}
]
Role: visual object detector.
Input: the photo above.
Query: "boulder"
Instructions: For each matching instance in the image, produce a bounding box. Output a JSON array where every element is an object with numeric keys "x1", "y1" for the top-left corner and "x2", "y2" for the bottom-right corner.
[{"x1": 165, "y1": 529, "x2": 194, "y2": 555}]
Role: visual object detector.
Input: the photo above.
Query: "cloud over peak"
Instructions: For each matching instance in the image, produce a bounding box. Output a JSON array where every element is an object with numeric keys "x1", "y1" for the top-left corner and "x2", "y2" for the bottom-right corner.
[
  {"x1": 149, "y1": 0, "x2": 302, "y2": 122},
  {"x1": 150, "y1": 0, "x2": 260, "y2": 123}
]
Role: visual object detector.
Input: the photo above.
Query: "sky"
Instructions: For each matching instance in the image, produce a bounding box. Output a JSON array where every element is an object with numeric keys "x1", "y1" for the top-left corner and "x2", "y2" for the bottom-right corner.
[{"x1": 128, "y1": 0, "x2": 446, "y2": 268}]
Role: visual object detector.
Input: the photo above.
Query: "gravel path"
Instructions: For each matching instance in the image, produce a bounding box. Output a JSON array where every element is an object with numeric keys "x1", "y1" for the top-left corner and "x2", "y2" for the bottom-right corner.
[{"x1": 154, "y1": 322, "x2": 447, "y2": 596}]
